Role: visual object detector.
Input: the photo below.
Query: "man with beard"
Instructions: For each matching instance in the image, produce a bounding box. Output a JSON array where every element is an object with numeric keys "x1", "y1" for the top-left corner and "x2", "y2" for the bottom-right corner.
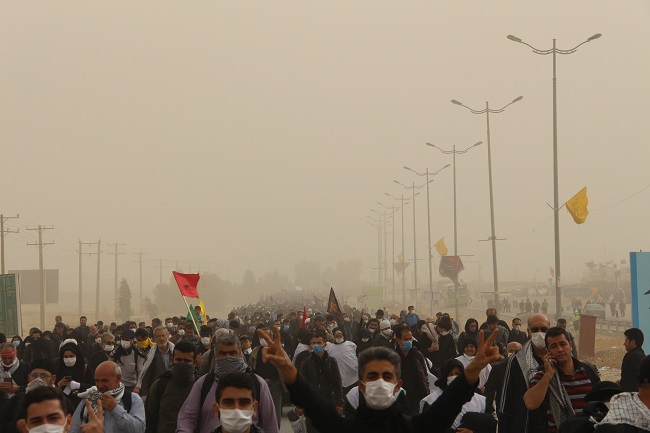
[
  {"x1": 145, "y1": 341, "x2": 198, "y2": 433},
  {"x1": 134, "y1": 326, "x2": 175, "y2": 399},
  {"x1": 0, "y1": 342, "x2": 30, "y2": 407},
  {"x1": 176, "y1": 333, "x2": 279, "y2": 433},
  {"x1": 497, "y1": 313, "x2": 551, "y2": 433}
]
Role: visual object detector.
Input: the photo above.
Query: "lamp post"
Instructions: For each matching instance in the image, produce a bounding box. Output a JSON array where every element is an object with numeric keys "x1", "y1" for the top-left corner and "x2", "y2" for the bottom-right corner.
[
  {"x1": 451, "y1": 96, "x2": 523, "y2": 309},
  {"x1": 367, "y1": 214, "x2": 382, "y2": 287},
  {"x1": 507, "y1": 33, "x2": 601, "y2": 320},
  {"x1": 394, "y1": 180, "x2": 430, "y2": 309},
  {"x1": 426, "y1": 142, "x2": 481, "y2": 255},
  {"x1": 386, "y1": 193, "x2": 412, "y2": 308},
  {"x1": 403, "y1": 164, "x2": 450, "y2": 315},
  {"x1": 378, "y1": 201, "x2": 403, "y2": 304}
]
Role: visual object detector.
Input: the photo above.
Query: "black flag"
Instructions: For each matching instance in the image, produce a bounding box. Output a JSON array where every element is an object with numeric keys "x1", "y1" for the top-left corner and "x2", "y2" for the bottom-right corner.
[
  {"x1": 439, "y1": 256, "x2": 465, "y2": 283},
  {"x1": 327, "y1": 287, "x2": 343, "y2": 321}
]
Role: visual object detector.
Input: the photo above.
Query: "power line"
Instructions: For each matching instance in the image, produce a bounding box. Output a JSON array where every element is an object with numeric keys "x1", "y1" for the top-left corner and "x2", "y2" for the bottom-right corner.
[
  {"x1": 1, "y1": 214, "x2": 20, "y2": 274},
  {"x1": 108, "y1": 243, "x2": 125, "y2": 316},
  {"x1": 26, "y1": 225, "x2": 54, "y2": 329}
]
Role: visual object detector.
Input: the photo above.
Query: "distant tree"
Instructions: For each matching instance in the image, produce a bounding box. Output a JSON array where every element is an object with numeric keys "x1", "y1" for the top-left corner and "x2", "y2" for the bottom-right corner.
[
  {"x1": 142, "y1": 296, "x2": 158, "y2": 318},
  {"x1": 117, "y1": 278, "x2": 134, "y2": 321}
]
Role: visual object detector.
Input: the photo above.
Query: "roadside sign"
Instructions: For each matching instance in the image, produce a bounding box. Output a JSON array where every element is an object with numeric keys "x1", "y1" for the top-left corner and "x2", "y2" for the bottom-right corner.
[{"x1": 0, "y1": 274, "x2": 22, "y2": 337}]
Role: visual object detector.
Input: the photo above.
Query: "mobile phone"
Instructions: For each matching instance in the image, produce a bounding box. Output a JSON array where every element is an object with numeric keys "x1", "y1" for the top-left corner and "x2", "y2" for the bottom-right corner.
[
  {"x1": 64, "y1": 376, "x2": 72, "y2": 381},
  {"x1": 3, "y1": 378, "x2": 12, "y2": 383}
]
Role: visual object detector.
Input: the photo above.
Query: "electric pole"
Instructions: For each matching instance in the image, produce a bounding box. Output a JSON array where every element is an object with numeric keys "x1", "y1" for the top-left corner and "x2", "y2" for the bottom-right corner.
[
  {"x1": 108, "y1": 243, "x2": 125, "y2": 317},
  {"x1": 77, "y1": 240, "x2": 99, "y2": 316},
  {"x1": 1, "y1": 214, "x2": 20, "y2": 274},
  {"x1": 26, "y1": 225, "x2": 54, "y2": 329},
  {"x1": 133, "y1": 252, "x2": 148, "y2": 311},
  {"x1": 95, "y1": 240, "x2": 103, "y2": 323},
  {"x1": 154, "y1": 259, "x2": 166, "y2": 285}
]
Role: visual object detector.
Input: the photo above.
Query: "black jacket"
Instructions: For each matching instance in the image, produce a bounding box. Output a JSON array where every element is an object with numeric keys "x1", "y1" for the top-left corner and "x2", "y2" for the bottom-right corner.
[
  {"x1": 620, "y1": 347, "x2": 645, "y2": 392},
  {"x1": 287, "y1": 369, "x2": 477, "y2": 433},
  {"x1": 299, "y1": 352, "x2": 343, "y2": 407}
]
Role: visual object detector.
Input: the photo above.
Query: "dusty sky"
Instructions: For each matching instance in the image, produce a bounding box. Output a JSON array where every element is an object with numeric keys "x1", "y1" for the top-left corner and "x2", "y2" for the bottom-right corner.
[{"x1": 1, "y1": 1, "x2": 649, "y2": 310}]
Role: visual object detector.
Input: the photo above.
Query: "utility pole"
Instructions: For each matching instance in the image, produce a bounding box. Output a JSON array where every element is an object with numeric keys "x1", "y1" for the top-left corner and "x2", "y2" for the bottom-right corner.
[
  {"x1": 154, "y1": 259, "x2": 166, "y2": 285},
  {"x1": 77, "y1": 240, "x2": 99, "y2": 316},
  {"x1": 1, "y1": 214, "x2": 20, "y2": 274},
  {"x1": 108, "y1": 243, "x2": 125, "y2": 317},
  {"x1": 95, "y1": 240, "x2": 103, "y2": 323},
  {"x1": 133, "y1": 252, "x2": 148, "y2": 312},
  {"x1": 26, "y1": 225, "x2": 54, "y2": 329}
]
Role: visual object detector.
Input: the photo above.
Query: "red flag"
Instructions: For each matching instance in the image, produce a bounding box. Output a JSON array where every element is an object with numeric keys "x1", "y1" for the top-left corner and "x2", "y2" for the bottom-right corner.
[
  {"x1": 173, "y1": 271, "x2": 200, "y2": 298},
  {"x1": 300, "y1": 306, "x2": 307, "y2": 329}
]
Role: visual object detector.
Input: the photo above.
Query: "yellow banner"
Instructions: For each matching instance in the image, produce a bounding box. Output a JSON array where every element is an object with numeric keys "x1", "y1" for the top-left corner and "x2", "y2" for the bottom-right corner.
[
  {"x1": 434, "y1": 237, "x2": 448, "y2": 256},
  {"x1": 566, "y1": 187, "x2": 589, "y2": 224}
]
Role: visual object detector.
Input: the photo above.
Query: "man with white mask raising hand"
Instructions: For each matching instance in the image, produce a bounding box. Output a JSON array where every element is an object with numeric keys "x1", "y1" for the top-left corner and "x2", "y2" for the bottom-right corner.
[
  {"x1": 258, "y1": 324, "x2": 502, "y2": 433},
  {"x1": 496, "y1": 313, "x2": 551, "y2": 433}
]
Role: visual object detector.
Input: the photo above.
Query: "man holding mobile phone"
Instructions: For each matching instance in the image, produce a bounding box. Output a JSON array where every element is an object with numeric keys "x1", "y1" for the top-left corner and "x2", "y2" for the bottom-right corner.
[
  {"x1": 0, "y1": 342, "x2": 30, "y2": 398},
  {"x1": 524, "y1": 327, "x2": 600, "y2": 433}
]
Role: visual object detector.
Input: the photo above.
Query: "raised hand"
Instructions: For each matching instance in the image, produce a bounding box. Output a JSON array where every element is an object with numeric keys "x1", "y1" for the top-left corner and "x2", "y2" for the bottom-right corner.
[
  {"x1": 81, "y1": 400, "x2": 104, "y2": 433},
  {"x1": 464, "y1": 329, "x2": 503, "y2": 384},
  {"x1": 257, "y1": 325, "x2": 298, "y2": 385}
]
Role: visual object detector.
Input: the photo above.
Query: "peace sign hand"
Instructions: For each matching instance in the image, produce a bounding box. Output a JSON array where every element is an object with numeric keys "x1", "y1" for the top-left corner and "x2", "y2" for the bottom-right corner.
[
  {"x1": 81, "y1": 400, "x2": 104, "y2": 433},
  {"x1": 257, "y1": 325, "x2": 298, "y2": 385},
  {"x1": 464, "y1": 329, "x2": 503, "y2": 384}
]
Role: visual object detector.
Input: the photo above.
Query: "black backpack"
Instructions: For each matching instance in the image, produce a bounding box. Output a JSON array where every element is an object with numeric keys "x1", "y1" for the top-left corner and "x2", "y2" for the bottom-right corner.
[{"x1": 558, "y1": 401, "x2": 608, "y2": 433}]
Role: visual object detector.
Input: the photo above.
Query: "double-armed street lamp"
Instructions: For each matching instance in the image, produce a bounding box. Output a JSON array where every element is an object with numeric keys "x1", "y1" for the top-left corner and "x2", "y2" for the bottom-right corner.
[
  {"x1": 403, "y1": 164, "x2": 450, "y2": 314},
  {"x1": 377, "y1": 201, "x2": 404, "y2": 303},
  {"x1": 385, "y1": 192, "x2": 414, "y2": 308},
  {"x1": 451, "y1": 96, "x2": 523, "y2": 309},
  {"x1": 507, "y1": 32, "x2": 601, "y2": 319}
]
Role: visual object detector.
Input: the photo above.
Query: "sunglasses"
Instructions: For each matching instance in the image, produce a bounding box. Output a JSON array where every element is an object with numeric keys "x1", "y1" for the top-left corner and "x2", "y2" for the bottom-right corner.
[{"x1": 530, "y1": 327, "x2": 549, "y2": 333}]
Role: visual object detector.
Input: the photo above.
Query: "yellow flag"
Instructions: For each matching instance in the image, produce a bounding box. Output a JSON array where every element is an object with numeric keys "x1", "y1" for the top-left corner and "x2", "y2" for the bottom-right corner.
[
  {"x1": 566, "y1": 187, "x2": 589, "y2": 224},
  {"x1": 434, "y1": 237, "x2": 448, "y2": 256},
  {"x1": 397, "y1": 252, "x2": 404, "y2": 263},
  {"x1": 198, "y1": 299, "x2": 206, "y2": 319}
]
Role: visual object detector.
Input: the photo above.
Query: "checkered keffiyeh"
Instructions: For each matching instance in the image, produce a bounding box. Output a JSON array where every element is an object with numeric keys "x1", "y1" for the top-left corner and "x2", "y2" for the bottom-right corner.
[
  {"x1": 597, "y1": 392, "x2": 650, "y2": 430},
  {"x1": 78, "y1": 383, "x2": 124, "y2": 421}
]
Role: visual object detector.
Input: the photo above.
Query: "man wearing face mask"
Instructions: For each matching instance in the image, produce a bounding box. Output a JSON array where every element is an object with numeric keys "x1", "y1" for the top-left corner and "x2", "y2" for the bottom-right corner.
[
  {"x1": 299, "y1": 331, "x2": 344, "y2": 431},
  {"x1": 327, "y1": 328, "x2": 359, "y2": 396},
  {"x1": 354, "y1": 329, "x2": 373, "y2": 357},
  {"x1": 212, "y1": 372, "x2": 262, "y2": 433},
  {"x1": 145, "y1": 341, "x2": 198, "y2": 433},
  {"x1": 426, "y1": 316, "x2": 458, "y2": 377},
  {"x1": 401, "y1": 306, "x2": 420, "y2": 327},
  {"x1": 0, "y1": 342, "x2": 30, "y2": 403},
  {"x1": 0, "y1": 358, "x2": 76, "y2": 433},
  {"x1": 508, "y1": 317, "x2": 529, "y2": 346},
  {"x1": 393, "y1": 325, "x2": 429, "y2": 415},
  {"x1": 373, "y1": 320, "x2": 395, "y2": 349},
  {"x1": 134, "y1": 326, "x2": 175, "y2": 399},
  {"x1": 89, "y1": 333, "x2": 116, "y2": 376},
  {"x1": 176, "y1": 333, "x2": 279, "y2": 433},
  {"x1": 259, "y1": 324, "x2": 502, "y2": 433},
  {"x1": 496, "y1": 313, "x2": 551, "y2": 433},
  {"x1": 110, "y1": 330, "x2": 146, "y2": 393},
  {"x1": 21, "y1": 386, "x2": 73, "y2": 433}
]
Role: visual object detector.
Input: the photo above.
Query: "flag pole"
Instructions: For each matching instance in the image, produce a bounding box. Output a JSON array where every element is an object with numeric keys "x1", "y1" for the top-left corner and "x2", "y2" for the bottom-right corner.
[{"x1": 181, "y1": 295, "x2": 200, "y2": 333}]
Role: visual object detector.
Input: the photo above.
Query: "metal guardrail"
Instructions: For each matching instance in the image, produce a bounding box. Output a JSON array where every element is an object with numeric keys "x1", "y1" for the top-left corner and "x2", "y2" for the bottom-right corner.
[{"x1": 594, "y1": 319, "x2": 633, "y2": 333}]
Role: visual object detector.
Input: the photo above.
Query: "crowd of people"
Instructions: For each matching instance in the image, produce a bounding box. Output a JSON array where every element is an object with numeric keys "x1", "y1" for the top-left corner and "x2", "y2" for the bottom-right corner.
[{"x1": 0, "y1": 293, "x2": 649, "y2": 433}]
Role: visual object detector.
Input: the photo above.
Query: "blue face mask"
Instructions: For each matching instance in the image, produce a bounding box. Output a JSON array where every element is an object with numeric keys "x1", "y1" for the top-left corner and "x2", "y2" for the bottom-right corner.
[
  {"x1": 312, "y1": 344, "x2": 323, "y2": 354},
  {"x1": 12, "y1": 341, "x2": 20, "y2": 348},
  {"x1": 401, "y1": 341, "x2": 413, "y2": 351},
  {"x1": 283, "y1": 325, "x2": 289, "y2": 331}
]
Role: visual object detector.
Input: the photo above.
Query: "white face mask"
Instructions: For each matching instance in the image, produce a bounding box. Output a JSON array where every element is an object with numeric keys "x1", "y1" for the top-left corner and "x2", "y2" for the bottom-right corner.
[
  {"x1": 531, "y1": 332, "x2": 546, "y2": 349},
  {"x1": 335, "y1": 337, "x2": 344, "y2": 344},
  {"x1": 95, "y1": 337, "x2": 102, "y2": 344},
  {"x1": 382, "y1": 329, "x2": 392, "y2": 337},
  {"x1": 361, "y1": 338, "x2": 369, "y2": 343},
  {"x1": 27, "y1": 423, "x2": 66, "y2": 433},
  {"x1": 201, "y1": 337, "x2": 211, "y2": 346},
  {"x1": 513, "y1": 324, "x2": 522, "y2": 331},
  {"x1": 166, "y1": 323, "x2": 173, "y2": 329},
  {"x1": 104, "y1": 345, "x2": 114, "y2": 352},
  {"x1": 440, "y1": 330, "x2": 450, "y2": 336},
  {"x1": 219, "y1": 408, "x2": 254, "y2": 433},
  {"x1": 389, "y1": 319, "x2": 397, "y2": 326},
  {"x1": 63, "y1": 357, "x2": 76, "y2": 367},
  {"x1": 243, "y1": 348, "x2": 252, "y2": 355},
  {"x1": 177, "y1": 329, "x2": 186, "y2": 336},
  {"x1": 447, "y1": 375, "x2": 458, "y2": 385},
  {"x1": 363, "y1": 379, "x2": 398, "y2": 410},
  {"x1": 121, "y1": 341, "x2": 132, "y2": 349}
]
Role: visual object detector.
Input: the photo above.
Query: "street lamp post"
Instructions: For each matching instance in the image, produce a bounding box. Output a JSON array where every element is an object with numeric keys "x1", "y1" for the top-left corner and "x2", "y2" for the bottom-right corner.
[
  {"x1": 507, "y1": 33, "x2": 601, "y2": 320},
  {"x1": 451, "y1": 97, "x2": 523, "y2": 309},
  {"x1": 367, "y1": 214, "x2": 382, "y2": 287},
  {"x1": 378, "y1": 202, "x2": 403, "y2": 304},
  {"x1": 386, "y1": 193, "x2": 412, "y2": 308},
  {"x1": 403, "y1": 164, "x2": 450, "y2": 315}
]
